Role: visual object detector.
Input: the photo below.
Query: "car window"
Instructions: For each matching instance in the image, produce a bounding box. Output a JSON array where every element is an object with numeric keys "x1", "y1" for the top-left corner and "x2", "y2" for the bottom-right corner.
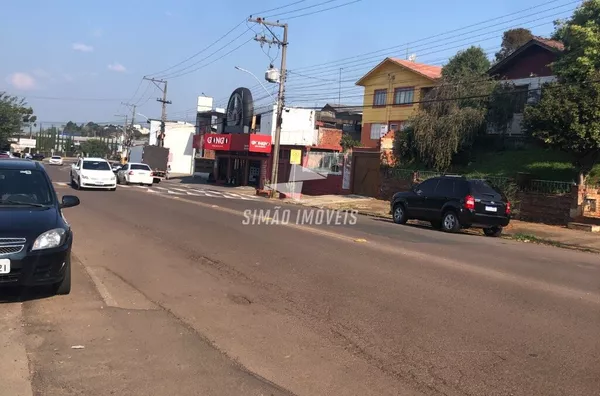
[
  {"x1": 0, "y1": 169, "x2": 53, "y2": 205},
  {"x1": 416, "y1": 178, "x2": 438, "y2": 195},
  {"x1": 434, "y1": 179, "x2": 454, "y2": 196},
  {"x1": 469, "y1": 180, "x2": 502, "y2": 199},
  {"x1": 51, "y1": 156, "x2": 61, "y2": 159},
  {"x1": 82, "y1": 161, "x2": 111, "y2": 170},
  {"x1": 130, "y1": 164, "x2": 151, "y2": 171}
]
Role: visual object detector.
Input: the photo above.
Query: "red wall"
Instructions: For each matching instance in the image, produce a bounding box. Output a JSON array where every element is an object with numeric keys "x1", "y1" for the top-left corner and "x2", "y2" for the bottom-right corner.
[
  {"x1": 496, "y1": 46, "x2": 558, "y2": 80},
  {"x1": 302, "y1": 174, "x2": 345, "y2": 195},
  {"x1": 360, "y1": 123, "x2": 380, "y2": 149}
]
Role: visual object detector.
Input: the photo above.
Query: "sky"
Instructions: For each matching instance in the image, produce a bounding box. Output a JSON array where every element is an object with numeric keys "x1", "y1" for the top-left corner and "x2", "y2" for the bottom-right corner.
[{"x1": 0, "y1": 0, "x2": 578, "y2": 127}]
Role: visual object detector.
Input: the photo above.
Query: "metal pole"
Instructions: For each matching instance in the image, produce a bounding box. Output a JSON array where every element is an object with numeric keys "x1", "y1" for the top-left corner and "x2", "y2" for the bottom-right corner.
[
  {"x1": 160, "y1": 81, "x2": 168, "y2": 147},
  {"x1": 269, "y1": 24, "x2": 288, "y2": 198}
]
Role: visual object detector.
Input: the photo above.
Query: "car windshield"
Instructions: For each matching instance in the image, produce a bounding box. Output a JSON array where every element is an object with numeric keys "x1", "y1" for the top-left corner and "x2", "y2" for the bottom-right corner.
[
  {"x1": 470, "y1": 180, "x2": 503, "y2": 199},
  {"x1": 131, "y1": 164, "x2": 151, "y2": 171},
  {"x1": 52, "y1": 156, "x2": 61, "y2": 159},
  {"x1": 0, "y1": 169, "x2": 53, "y2": 206},
  {"x1": 82, "y1": 161, "x2": 111, "y2": 170}
]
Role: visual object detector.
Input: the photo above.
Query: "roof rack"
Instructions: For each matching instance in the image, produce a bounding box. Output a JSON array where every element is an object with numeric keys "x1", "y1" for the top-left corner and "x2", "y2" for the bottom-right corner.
[{"x1": 441, "y1": 174, "x2": 466, "y2": 178}]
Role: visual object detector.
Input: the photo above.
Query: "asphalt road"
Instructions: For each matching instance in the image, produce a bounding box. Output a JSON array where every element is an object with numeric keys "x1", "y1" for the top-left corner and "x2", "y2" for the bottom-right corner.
[{"x1": 2, "y1": 163, "x2": 600, "y2": 396}]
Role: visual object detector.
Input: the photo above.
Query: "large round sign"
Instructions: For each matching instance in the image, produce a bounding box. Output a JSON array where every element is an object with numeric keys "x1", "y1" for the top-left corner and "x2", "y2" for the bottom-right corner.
[{"x1": 226, "y1": 87, "x2": 254, "y2": 128}]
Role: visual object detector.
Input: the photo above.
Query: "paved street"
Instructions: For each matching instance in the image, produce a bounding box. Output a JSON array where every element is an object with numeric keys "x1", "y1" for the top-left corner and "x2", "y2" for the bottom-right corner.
[{"x1": 2, "y1": 164, "x2": 600, "y2": 396}]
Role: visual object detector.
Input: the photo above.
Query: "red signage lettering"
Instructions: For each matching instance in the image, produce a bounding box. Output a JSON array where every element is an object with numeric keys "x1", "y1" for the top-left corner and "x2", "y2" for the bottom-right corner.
[{"x1": 248, "y1": 135, "x2": 272, "y2": 153}]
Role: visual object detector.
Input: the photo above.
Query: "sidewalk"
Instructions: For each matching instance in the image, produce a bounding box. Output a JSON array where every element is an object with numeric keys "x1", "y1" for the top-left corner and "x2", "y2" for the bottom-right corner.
[{"x1": 281, "y1": 194, "x2": 600, "y2": 253}]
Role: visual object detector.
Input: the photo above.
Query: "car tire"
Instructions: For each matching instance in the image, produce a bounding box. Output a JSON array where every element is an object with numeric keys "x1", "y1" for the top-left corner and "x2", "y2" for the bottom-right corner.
[
  {"x1": 483, "y1": 226, "x2": 503, "y2": 237},
  {"x1": 70, "y1": 176, "x2": 77, "y2": 188},
  {"x1": 55, "y1": 258, "x2": 71, "y2": 295},
  {"x1": 392, "y1": 203, "x2": 408, "y2": 224},
  {"x1": 441, "y1": 210, "x2": 461, "y2": 233},
  {"x1": 75, "y1": 177, "x2": 82, "y2": 190}
]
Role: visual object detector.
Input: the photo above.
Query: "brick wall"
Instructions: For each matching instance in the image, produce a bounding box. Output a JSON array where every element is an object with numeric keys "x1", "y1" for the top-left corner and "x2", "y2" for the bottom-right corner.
[
  {"x1": 378, "y1": 171, "x2": 414, "y2": 200},
  {"x1": 302, "y1": 174, "x2": 345, "y2": 195},
  {"x1": 317, "y1": 128, "x2": 343, "y2": 150},
  {"x1": 516, "y1": 191, "x2": 574, "y2": 225},
  {"x1": 581, "y1": 185, "x2": 600, "y2": 218}
]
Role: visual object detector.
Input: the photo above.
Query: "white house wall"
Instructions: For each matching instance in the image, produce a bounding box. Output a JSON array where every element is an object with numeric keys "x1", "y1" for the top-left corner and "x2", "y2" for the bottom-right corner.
[{"x1": 487, "y1": 76, "x2": 557, "y2": 135}]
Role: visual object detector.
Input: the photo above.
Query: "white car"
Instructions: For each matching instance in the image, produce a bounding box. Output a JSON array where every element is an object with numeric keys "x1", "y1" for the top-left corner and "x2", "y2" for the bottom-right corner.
[
  {"x1": 70, "y1": 157, "x2": 117, "y2": 190},
  {"x1": 117, "y1": 162, "x2": 154, "y2": 186},
  {"x1": 49, "y1": 155, "x2": 63, "y2": 165}
]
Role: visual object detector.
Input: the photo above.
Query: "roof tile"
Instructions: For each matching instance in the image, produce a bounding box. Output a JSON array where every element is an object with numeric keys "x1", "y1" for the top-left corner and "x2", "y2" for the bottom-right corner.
[{"x1": 389, "y1": 58, "x2": 442, "y2": 79}]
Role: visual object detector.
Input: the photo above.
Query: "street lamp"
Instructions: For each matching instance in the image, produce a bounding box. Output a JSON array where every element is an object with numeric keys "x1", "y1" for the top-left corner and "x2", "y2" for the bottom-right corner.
[
  {"x1": 234, "y1": 66, "x2": 277, "y2": 103},
  {"x1": 137, "y1": 112, "x2": 149, "y2": 121}
]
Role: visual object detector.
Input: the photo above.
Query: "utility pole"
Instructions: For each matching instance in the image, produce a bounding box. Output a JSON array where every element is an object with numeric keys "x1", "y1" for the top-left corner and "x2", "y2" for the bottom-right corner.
[
  {"x1": 247, "y1": 17, "x2": 288, "y2": 198},
  {"x1": 122, "y1": 102, "x2": 137, "y2": 148},
  {"x1": 143, "y1": 77, "x2": 171, "y2": 147}
]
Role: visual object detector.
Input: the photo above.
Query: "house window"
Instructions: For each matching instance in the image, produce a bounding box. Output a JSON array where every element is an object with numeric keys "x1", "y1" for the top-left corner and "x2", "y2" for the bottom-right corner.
[
  {"x1": 370, "y1": 123, "x2": 387, "y2": 139},
  {"x1": 373, "y1": 89, "x2": 387, "y2": 106},
  {"x1": 394, "y1": 87, "x2": 414, "y2": 105},
  {"x1": 513, "y1": 85, "x2": 529, "y2": 113},
  {"x1": 389, "y1": 121, "x2": 408, "y2": 132}
]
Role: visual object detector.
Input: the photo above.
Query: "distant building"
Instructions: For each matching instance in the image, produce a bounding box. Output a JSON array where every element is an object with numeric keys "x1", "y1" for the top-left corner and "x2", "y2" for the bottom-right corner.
[{"x1": 487, "y1": 36, "x2": 564, "y2": 136}]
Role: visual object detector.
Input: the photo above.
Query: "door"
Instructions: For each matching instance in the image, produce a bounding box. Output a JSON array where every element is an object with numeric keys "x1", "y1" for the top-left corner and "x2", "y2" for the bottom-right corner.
[
  {"x1": 427, "y1": 178, "x2": 455, "y2": 220},
  {"x1": 351, "y1": 152, "x2": 381, "y2": 197},
  {"x1": 408, "y1": 178, "x2": 438, "y2": 219}
]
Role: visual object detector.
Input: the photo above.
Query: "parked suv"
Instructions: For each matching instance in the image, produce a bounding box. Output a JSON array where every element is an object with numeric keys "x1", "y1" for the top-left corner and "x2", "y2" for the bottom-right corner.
[{"x1": 390, "y1": 175, "x2": 511, "y2": 236}]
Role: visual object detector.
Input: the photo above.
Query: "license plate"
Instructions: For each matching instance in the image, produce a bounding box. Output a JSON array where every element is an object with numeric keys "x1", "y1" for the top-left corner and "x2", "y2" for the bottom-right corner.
[
  {"x1": 0, "y1": 259, "x2": 10, "y2": 274},
  {"x1": 485, "y1": 206, "x2": 497, "y2": 212},
  {"x1": 96, "y1": 181, "x2": 104, "y2": 185}
]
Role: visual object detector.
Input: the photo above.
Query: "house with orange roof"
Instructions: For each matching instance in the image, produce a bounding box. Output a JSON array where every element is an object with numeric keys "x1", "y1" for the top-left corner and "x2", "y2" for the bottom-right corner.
[
  {"x1": 355, "y1": 57, "x2": 442, "y2": 159},
  {"x1": 487, "y1": 36, "x2": 564, "y2": 135}
]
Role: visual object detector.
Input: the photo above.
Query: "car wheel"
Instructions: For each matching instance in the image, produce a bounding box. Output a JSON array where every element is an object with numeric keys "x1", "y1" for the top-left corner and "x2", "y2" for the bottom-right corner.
[
  {"x1": 55, "y1": 258, "x2": 71, "y2": 295},
  {"x1": 392, "y1": 203, "x2": 408, "y2": 224},
  {"x1": 441, "y1": 211, "x2": 461, "y2": 233},
  {"x1": 76, "y1": 177, "x2": 82, "y2": 190},
  {"x1": 70, "y1": 176, "x2": 77, "y2": 188},
  {"x1": 483, "y1": 226, "x2": 503, "y2": 237}
]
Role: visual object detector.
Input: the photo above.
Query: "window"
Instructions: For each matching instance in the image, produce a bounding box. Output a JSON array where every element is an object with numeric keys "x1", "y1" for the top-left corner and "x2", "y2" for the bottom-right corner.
[
  {"x1": 434, "y1": 179, "x2": 455, "y2": 196},
  {"x1": 370, "y1": 123, "x2": 387, "y2": 139},
  {"x1": 82, "y1": 161, "x2": 111, "y2": 170},
  {"x1": 130, "y1": 164, "x2": 151, "y2": 171},
  {"x1": 513, "y1": 85, "x2": 529, "y2": 113},
  {"x1": 469, "y1": 180, "x2": 502, "y2": 199},
  {"x1": 373, "y1": 89, "x2": 387, "y2": 106},
  {"x1": 51, "y1": 156, "x2": 61, "y2": 160},
  {"x1": 389, "y1": 121, "x2": 408, "y2": 132},
  {"x1": 415, "y1": 178, "x2": 438, "y2": 195},
  {"x1": 394, "y1": 87, "x2": 414, "y2": 105},
  {"x1": 0, "y1": 169, "x2": 53, "y2": 205},
  {"x1": 305, "y1": 152, "x2": 343, "y2": 175}
]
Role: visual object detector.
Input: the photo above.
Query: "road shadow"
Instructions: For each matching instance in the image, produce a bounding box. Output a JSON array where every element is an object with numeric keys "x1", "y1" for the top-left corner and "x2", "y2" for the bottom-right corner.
[
  {"x1": 371, "y1": 218, "x2": 481, "y2": 237},
  {"x1": 0, "y1": 285, "x2": 57, "y2": 303}
]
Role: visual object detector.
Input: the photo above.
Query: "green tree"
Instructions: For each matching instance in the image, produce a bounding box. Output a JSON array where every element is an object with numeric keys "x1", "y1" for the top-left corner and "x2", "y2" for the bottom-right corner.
[
  {"x1": 442, "y1": 46, "x2": 491, "y2": 80},
  {"x1": 0, "y1": 92, "x2": 36, "y2": 148},
  {"x1": 494, "y1": 28, "x2": 534, "y2": 62},
  {"x1": 339, "y1": 134, "x2": 361, "y2": 152},
  {"x1": 523, "y1": 0, "x2": 600, "y2": 184},
  {"x1": 80, "y1": 139, "x2": 110, "y2": 157},
  {"x1": 408, "y1": 48, "x2": 495, "y2": 170}
]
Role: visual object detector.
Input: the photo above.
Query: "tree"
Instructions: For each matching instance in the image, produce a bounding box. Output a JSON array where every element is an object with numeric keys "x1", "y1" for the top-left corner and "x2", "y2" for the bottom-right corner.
[
  {"x1": 392, "y1": 126, "x2": 418, "y2": 164},
  {"x1": 442, "y1": 46, "x2": 491, "y2": 80},
  {"x1": 523, "y1": 0, "x2": 600, "y2": 184},
  {"x1": 339, "y1": 134, "x2": 361, "y2": 152},
  {"x1": 494, "y1": 28, "x2": 533, "y2": 62},
  {"x1": 408, "y1": 48, "x2": 495, "y2": 170},
  {"x1": 0, "y1": 92, "x2": 36, "y2": 148},
  {"x1": 80, "y1": 139, "x2": 110, "y2": 157}
]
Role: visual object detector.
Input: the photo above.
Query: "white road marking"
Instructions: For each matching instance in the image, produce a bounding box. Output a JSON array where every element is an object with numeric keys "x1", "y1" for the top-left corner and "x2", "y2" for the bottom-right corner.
[{"x1": 84, "y1": 266, "x2": 119, "y2": 307}]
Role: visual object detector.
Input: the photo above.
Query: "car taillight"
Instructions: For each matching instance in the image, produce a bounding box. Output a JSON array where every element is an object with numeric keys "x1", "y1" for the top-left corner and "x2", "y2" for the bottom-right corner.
[
  {"x1": 464, "y1": 195, "x2": 475, "y2": 210},
  {"x1": 506, "y1": 201, "x2": 511, "y2": 215},
  {"x1": 128, "y1": 171, "x2": 134, "y2": 175}
]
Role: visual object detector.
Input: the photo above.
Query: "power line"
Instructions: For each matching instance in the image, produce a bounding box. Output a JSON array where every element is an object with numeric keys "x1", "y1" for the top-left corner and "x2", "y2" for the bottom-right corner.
[
  {"x1": 262, "y1": 0, "x2": 339, "y2": 18},
  {"x1": 274, "y1": 0, "x2": 363, "y2": 20}
]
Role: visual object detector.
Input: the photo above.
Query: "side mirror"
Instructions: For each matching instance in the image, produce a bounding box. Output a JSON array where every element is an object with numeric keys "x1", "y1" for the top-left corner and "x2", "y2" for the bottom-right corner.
[{"x1": 60, "y1": 195, "x2": 80, "y2": 209}]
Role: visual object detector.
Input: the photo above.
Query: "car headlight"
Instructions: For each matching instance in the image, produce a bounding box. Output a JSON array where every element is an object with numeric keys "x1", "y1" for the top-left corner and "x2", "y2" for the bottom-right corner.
[
  {"x1": 81, "y1": 175, "x2": 89, "y2": 179},
  {"x1": 32, "y1": 228, "x2": 66, "y2": 251},
  {"x1": 110, "y1": 175, "x2": 116, "y2": 180}
]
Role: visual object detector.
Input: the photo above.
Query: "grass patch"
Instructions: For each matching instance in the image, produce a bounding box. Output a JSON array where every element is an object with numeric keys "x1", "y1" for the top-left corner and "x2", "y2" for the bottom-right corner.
[{"x1": 507, "y1": 232, "x2": 599, "y2": 254}]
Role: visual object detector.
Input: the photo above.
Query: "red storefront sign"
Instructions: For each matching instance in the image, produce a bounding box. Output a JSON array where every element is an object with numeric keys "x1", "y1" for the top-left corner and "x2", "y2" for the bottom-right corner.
[
  {"x1": 248, "y1": 135, "x2": 272, "y2": 153},
  {"x1": 203, "y1": 134, "x2": 231, "y2": 150},
  {"x1": 201, "y1": 133, "x2": 272, "y2": 153}
]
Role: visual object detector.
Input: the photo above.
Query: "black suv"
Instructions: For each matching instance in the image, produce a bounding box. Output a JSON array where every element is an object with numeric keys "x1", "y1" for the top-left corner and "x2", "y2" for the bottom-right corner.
[
  {"x1": 0, "y1": 159, "x2": 80, "y2": 294},
  {"x1": 390, "y1": 175, "x2": 511, "y2": 236}
]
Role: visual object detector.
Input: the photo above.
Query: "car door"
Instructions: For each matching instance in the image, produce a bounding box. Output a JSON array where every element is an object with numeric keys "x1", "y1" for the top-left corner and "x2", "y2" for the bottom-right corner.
[
  {"x1": 427, "y1": 178, "x2": 455, "y2": 220},
  {"x1": 407, "y1": 178, "x2": 439, "y2": 220},
  {"x1": 118, "y1": 164, "x2": 129, "y2": 183}
]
